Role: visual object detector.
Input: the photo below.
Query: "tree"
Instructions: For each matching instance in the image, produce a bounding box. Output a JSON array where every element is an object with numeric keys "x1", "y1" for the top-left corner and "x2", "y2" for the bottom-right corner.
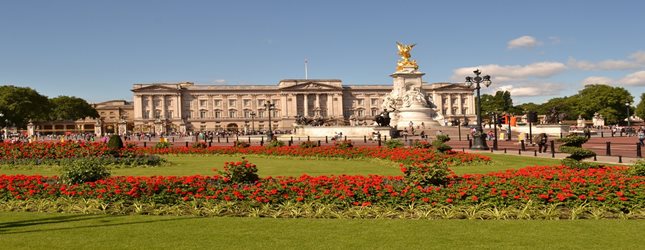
[
  {"x1": 538, "y1": 97, "x2": 576, "y2": 120},
  {"x1": 635, "y1": 93, "x2": 645, "y2": 120},
  {"x1": 480, "y1": 91, "x2": 514, "y2": 114},
  {"x1": 571, "y1": 84, "x2": 633, "y2": 124},
  {"x1": 0, "y1": 85, "x2": 51, "y2": 128},
  {"x1": 49, "y1": 96, "x2": 99, "y2": 121}
]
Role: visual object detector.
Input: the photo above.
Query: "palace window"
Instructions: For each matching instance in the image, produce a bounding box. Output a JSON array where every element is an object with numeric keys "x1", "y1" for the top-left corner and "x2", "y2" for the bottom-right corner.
[
  {"x1": 166, "y1": 111, "x2": 173, "y2": 118},
  {"x1": 371, "y1": 108, "x2": 378, "y2": 116},
  {"x1": 214, "y1": 110, "x2": 222, "y2": 118},
  {"x1": 356, "y1": 99, "x2": 364, "y2": 106},
  {"x1": 244, "y1": 110, "x2": 251, "y2": 118},
  {"x1": 258, "y1": 110, "x2": 265, "y2": 118},
  {"x1": 199, "y1": 110, "x2": 207, "y2": 119},
  {"x1": 199, "y1": 100, "x2": 207, "y2": 107},
  {"x1": 214, "y1": 100, "x2": 222, "y2": 107},
  {"x1": 371, "y1": 99, "x2": 379, "y2": 106},
  {"x1": 272, "y1": 99, "x2": 280, "y2": 106},
  {"x1": 272, "y1": 110, "x2": 279, "y2": 117},
  {"x1": 257, "y1": 99, "x2": 265, "y2": 107},
  {"x1": 357, "y1": 109, "x2": 365, "y2": 117},
  {"x1": 166, "y1": 99, "x2": 172, "y2": 107},
  {"x1": 243, "y1": 99, "x2": 251, "y2": 107},
  {"x1": 229, "y1": 109, "x2": 237, "y2": 118},
  {"x1": 154, "y1": 110, "x2": 161, "y2": 119},
  {"x1": 228, "y1": 100, "x2": 236, "y2": 107}
]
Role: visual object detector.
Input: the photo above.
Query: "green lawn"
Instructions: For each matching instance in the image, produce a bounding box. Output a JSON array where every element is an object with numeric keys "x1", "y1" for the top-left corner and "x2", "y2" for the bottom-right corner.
[
  {"x1": 0, "y1": 153, "x2": 565, "y2": 177},
  {"x1": 1, "y1": 212, "x2": 643, "y2": 249}
]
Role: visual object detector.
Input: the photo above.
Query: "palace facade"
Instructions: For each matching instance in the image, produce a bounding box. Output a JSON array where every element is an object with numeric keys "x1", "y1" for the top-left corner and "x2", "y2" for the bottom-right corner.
[{"x1": 131, "y1": 79, "x2": 476, "y2": 134}]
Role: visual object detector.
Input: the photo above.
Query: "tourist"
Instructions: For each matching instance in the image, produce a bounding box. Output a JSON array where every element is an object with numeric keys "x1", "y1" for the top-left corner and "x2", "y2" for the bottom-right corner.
[
  {"x1": 538, "y1": 133, "x2": 548, "y2": 153},
  {"x1": 487, "y1": 130, "x2": 494, "y2": 141},
  {"x1": 638, "y1": 129, "x2": 645, "y2": 146}
]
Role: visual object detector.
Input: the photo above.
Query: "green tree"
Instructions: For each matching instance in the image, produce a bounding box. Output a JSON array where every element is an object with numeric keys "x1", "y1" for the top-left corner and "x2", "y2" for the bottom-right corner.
[
  {"x1": 571, "y1": 84, "x2": 632, "y2": 124},
  {"x1": 0, "y1": 85, "x2": 51, "y2": 128},
  {"x1": 49, "y1": 96, "x2": 99, "y2": 121},
  {"x1": 635, "y1": 93, "x2": 645, "y2": 120},
  {"x1": 480, "y1": 91, "x2": 514, "y2": 114},
  {"x1": 538, "y1": 97, "x2": 576, "y2": 120}
]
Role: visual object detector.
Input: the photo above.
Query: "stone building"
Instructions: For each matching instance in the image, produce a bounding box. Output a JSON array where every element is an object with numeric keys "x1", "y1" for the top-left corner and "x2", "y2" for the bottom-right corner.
[
  {"x1": 32, "y1": 100, "x2": 133, "y2": 135},
  {"x1": 131, "y1": 79, "x2": 475, "y2": 134}
]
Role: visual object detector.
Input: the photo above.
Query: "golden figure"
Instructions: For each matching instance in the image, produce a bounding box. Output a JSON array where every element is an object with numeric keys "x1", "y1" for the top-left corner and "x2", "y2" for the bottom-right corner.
[{"x1": 396, "y1": 42, "x2": 419, "y2": 71}]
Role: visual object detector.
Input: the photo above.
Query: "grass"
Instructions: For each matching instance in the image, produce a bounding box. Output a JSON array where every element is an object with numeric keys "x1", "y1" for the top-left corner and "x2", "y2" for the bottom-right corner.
[
  {"x1": 0, "y1": 152, "x2": 568, "y2": 177},
  {"x1": 451, "y1": 153, "x2": 563, "y2": 175},
  {"x1": 1, "y1": 211, "x2": 644, "y2": 249},
  {"x1": 0, "y1": 155, "x2": 402, "y2": 177}
]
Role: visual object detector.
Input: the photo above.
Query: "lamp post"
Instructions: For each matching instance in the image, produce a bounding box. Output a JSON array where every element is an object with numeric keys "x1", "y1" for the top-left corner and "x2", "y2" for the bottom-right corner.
[
  {"x1": 263, "y1": 101, "x2": 275, "y2": 140},
  {"x1": 626, "y1": 102, "x2": 632, "y2": 128},
  {"x1": 250, "y1": 111, "x2": 256, "y2": 135},
  {"x1": 465, "y1": 69, "x2": 492, "y2": 150}
]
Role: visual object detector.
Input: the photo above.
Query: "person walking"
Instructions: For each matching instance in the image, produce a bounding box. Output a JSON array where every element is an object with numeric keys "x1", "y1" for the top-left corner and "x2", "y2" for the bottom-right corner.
[
  {"x1": 638, "y1": 129, "x2": 645, "y2": 146},
  {"x1": 538, "y1": 133, "x2": 548, "y2": 153}
]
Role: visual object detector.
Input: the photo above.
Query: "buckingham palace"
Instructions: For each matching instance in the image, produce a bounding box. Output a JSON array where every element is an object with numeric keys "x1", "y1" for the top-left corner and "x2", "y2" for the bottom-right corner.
[{"x1": 131, "y1": 79, "x2": 476, "y2": 134}]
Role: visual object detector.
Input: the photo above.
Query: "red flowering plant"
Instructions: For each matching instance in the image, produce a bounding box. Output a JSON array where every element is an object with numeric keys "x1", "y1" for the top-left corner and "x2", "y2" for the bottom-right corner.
[{"x1": 217, "y1": 158, "x2": 259, "y2": 184}]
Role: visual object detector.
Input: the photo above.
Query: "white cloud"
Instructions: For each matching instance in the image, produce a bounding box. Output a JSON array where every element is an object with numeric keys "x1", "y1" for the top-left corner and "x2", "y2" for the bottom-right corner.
[
  {"x1": 619, "y1": 71, "x2": 645, "y2": 86},
  {"x1": 630, "y1": 51, "x2": 645, "y2": 64},
  {"x1": 212, "y1": 79, "x2": 227, "y2": 84},
  {"x1": 451, "y1": 62, "x2": 567, "y2": 83},
  {"x1": 582, "y1": 76, "x2": 613, "y2": 86},
  {"x1": 493, "y1": 83, "x2": 564, "y2": 97},
  {"x1": 507, "y1": 35, "x2": 541, "y2": 49},
  {"x1": 568, "y1": 58, "x2": 639, "y2": 71}
]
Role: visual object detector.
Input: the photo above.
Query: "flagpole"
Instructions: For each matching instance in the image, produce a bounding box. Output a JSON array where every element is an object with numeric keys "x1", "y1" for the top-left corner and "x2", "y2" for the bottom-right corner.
[{"x1": 304, "y1": 59, "x2": 308, "y2": 80}]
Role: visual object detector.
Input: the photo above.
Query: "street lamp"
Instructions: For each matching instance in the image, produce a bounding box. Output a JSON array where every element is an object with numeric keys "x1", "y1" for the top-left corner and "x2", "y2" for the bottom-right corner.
[
  {"x1": 263, "y1": 101, "x2": 275, "y2": 140},
  {"x1": 250, "y1": 111, "x2": 256, "y2": 135},
  {"x1": 465, "y1": 69, "x2": 492, "y2": 150},
  {"x1": 626, "y1": 102, "x2": 632, "y2": 127}
]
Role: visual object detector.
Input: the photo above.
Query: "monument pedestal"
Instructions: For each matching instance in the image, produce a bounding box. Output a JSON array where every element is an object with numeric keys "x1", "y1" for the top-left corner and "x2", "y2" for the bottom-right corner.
[{"x1": 394, "y1": 105, "x2": 441, "y2": 129}]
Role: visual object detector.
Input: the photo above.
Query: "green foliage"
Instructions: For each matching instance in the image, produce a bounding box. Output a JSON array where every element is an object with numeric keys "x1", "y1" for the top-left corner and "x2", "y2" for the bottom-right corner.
[
  {"x1": 217, "y1": 158, "x2": 259, "y2": 184},
  {"x1": 299, "y1": 140, "x2": 319, "y2": 148},
  {"x1": 436, "y1": 134, "x2": 451, "y2": 143},
  {"x1": 570, "y1": 84, "x2": 633, "y2": 124},
  {"x1": 59, "y1": 159, "x2": 111, "y2": 184},
  {"x1": 558, "y1": 135, "x2": 595, "y2": 162},
  {"x1": 480, "y1": 91, "x2": 514, "y2": 115},
  {"x1": 107, "y1": 135, "x2": 124, "y2": 150},
  {"x1": 384, "y1": 139, "x2": 405, "y2": 149},
  {"x1": 560, "y1": 158, "x2": 600, "y2": 169},
  {"x1": 628, "y1": 160, "x2": 645, "y2": 176},
  {"x1": 265, "y1": 139, "x2": 285, "y2": 148},
  {"x1": 233, "y1": 141, "x2": 250, "y2": 148},
  {"x1": 49, "y1": 95, "x2": 99, "y2": 121},
  {"x1": 334, "y1": 140, "x2": 353, "y2": 149},
  {"x1": 155, "y1": 142, "x2": 173, "y2": 149},
  {"x1": 559, "y1": 135, "x2": 589, "y2": 147},
  {"x1": 401, "y1": 162, "x2": 449, "y2": 186},
  {"x1": 411, "y1": 140, "x2": 432, "y2": 149},
  {"x1": 635, "y1": 93, "x2": 645, "y2": 121},
  {"x1": 0, "y1": 85, "x2": 51, "y2": 128}
]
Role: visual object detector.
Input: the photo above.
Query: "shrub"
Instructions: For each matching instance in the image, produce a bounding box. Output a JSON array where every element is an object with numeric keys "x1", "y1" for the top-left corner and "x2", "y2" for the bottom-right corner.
[
  {"x1": 384, "y1": 139, "x2": 405, "y2": 149},
  {"x1": 560, "y1": 158, "x2": 599, "y2": 169},
  {"x1": 266, "y1": 139, "x2": 286, "y2": 148},
  {"x1": 558, "y1": 135, "x2": 595, "y2": 162},
  {"x1": 107, "y1": 135, "x2": 124, "y2": 156},
  {"x1": 400, "y1": 162, "x2": 449, "y2": 186},
  {"x1": 628, "y1": 160, "x2": 645, "y2": 176},
  {"x1": 217, "y1": 158, "x2": 259, "y2": 184},
  {"x1": 435, "y1": 134, "x2": 451, "y2": 143},
  {"x1": 234, "y1": 141, "x2": 250, "y2": 148},
  {"x1": 192, "y1": 142, "x2": 208, "y2": 149},
  {"x1": 334, "y1": 140, "x2": 353, "y2": 149},
  {"x1": 107, "y1": 135, "x2": 124, "y2": 150},
  {"x1": 560, "y1": 146, "x2": 597, "y2": 161},
  {"x1": 154, "y1": 141, "x2": 173, "y2": 149},
  {"x1": 59, "y1": 159, "x2": 111, "y2": 184},
  {"x1": 299, "y1": 140, "x2": 319, "y2": 148},
  {"x1": 411, "y1": 140, "x2": 432, "y2": 149}
]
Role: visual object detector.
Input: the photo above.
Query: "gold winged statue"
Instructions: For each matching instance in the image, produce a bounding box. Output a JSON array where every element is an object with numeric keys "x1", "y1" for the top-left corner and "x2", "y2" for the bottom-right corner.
[{"x1": 396, "y1": 42, "x2": 419, "y2": 71}]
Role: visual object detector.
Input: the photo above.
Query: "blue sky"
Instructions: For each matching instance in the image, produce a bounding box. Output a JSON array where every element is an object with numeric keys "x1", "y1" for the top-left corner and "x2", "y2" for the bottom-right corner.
[{"x1": 2, "y1": 0, "x2": 645, "y2": 105}]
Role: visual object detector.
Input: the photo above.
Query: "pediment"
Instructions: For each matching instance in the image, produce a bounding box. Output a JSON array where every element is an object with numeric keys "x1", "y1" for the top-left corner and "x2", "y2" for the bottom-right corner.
[
  {"x1": 429, "y1": 83, "x2": 473, "y2": 91},
  {"x1": 132, "y1": 85, "x2": 180, "y2": 93},
  {"x1": 279, "y1": 82, "x2": 342, "y2": 91}
]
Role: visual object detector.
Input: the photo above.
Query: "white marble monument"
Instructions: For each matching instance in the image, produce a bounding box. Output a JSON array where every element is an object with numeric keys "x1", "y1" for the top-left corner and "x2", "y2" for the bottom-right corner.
[{"x1": 382, "y1": 42, "x2": 444, "y2": 129}]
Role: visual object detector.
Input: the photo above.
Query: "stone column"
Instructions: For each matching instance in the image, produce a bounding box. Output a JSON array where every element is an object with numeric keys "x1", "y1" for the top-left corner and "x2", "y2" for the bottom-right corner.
[
  {"x1": 457, "y1": 95, "x2": 463, "y2": 115},
  {"x1": 326, "y1": 93, "x2": 333, "y2": 117},
  {"x1": 161, "y1": 95, "x2": 167, "y2": 119},
  {"x1": 304, "y1": 94, "x2": 309, "y2": 116},
  {"x1": 148, "y1": 95, "x2": 154, "y2": 119},
  {"x1": 280, "y1": 94, "x2": 288, "y2": 117},
  {"x1": 134, "y1": 95, "x2": 143, "y2": 119},
  {"x1": 447, "y1": 95, "x2": 453, "y2": 115},
  {"x1": 176, "y1": 94, "x2": 182, "y2": 119}
]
